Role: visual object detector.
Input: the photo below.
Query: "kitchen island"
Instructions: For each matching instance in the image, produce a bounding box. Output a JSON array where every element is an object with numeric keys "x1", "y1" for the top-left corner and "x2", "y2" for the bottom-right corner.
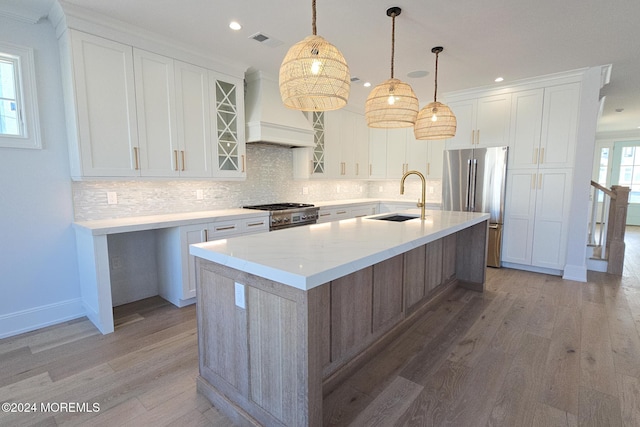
[{"x1": 190, "y1": 209, "x2": 489, "y2": 426}]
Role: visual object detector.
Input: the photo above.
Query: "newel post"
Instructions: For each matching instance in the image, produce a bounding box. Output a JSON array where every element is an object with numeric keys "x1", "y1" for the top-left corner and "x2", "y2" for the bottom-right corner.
[{"x1": 606, "y1": 185, "x2": 630, "y2": 275}]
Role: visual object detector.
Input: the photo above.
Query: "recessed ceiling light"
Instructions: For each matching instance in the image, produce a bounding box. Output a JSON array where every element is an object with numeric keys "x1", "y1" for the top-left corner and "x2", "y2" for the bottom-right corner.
[
  {"x1": 229, "y1": 21, "x2": 242, "y2": 31},
  {"x1": 363, "y1": 82, "x2": 371, "y2": 87},
  {"x1": 407, "y1": 70, "x2": 429, "y2": 78},
  {"x1": 494, "y1": 77, "x2": 504, "y2": 82}
]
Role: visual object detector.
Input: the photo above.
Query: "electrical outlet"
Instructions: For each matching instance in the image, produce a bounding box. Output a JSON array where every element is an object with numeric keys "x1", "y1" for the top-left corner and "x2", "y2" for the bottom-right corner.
[
  {"x1": 302, "y1": 186, "x2": 309, "y2": 195},
  {"x1": 110, "y1": 256, "x2": 122, "y2": 270},
  {"x1": 234, "y1": 282, "x2": 246, "y2": 309},
  {"x1": 107, "y1": 192, "x2": 118, "y2": 205},
  {"x1": 196, "y1": 189, "x2": 204, "y2": 200}
]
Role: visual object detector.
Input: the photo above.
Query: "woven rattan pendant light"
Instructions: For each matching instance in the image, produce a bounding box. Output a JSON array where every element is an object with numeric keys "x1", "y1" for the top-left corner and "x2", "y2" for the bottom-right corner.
[
  {"x1": 414, "y1": 46, "x2": 457, "y2": 140},
  {"x1": 279, "y1": 0, "x2": 350, "y2": 111},
  {"x1": 365, "y1": 7, "x2": 418, "y2": 128}
]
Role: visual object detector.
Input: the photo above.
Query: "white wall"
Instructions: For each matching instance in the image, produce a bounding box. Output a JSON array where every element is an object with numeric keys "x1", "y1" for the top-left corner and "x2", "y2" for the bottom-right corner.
[{"x1": 0, "y1": 16, "x2": 82, "y2": 338}]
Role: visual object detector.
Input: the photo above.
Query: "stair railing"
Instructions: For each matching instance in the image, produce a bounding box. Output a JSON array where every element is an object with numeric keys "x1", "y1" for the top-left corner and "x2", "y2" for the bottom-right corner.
[{"x1": 589, "y1": 181, "x2": 630, "y2": 275}]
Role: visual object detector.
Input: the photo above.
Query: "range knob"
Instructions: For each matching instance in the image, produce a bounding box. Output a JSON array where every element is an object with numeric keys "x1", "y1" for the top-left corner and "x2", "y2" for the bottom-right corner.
[
  {"x1": 284, "y1": 217, "x2": 290, "y2": 222},
  {"x1": 271, "y1": 218, "x2": 277, "y2": 225},
  {"x1": 301, "y1": 215, "x2": 307, "y2": 220}
]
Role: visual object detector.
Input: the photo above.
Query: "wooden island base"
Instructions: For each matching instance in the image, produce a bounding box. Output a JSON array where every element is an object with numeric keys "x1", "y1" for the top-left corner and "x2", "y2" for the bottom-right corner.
[{"x1": 195, "y1": 220, "x2": 487, "y2": 427}]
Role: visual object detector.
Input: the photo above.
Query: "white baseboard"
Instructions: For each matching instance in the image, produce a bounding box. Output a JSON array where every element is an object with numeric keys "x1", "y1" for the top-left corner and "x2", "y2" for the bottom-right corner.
[
  {"x1": 586, "y1": 257, "x2": 608, "y2": 273},
  {"x1": 501, "y1": 262, "x2": 563, "y2": 277},
  {"x1": 562, "y1": 264, "x2": 588, "y2": 282},
  {"x1": 0, "y1": 298, "x2": 86, "y2": 339}
]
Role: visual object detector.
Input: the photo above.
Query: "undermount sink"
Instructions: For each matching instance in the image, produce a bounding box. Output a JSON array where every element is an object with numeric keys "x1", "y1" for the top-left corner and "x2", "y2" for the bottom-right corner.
[{"x1": 370, "y1": 214, "x2": 421, "y2": 222}]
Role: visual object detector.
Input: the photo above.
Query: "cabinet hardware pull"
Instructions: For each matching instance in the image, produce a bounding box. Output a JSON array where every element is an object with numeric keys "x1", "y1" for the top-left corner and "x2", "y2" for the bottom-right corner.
[
  {"x1": 369, "y1": 164, "x2": 372, "y2": 176},
  {"x1": 310, "y1": 160, "x2": 314, "y2": 175},
  {"x1": 181, "y1": 151, "x2": 185, "y2": 171},
  {"x1": 133, "y1": 147, "x2": 139, "y2": 170},
  {"x1": 427, "y1": 162, "x2": 431, "y2": 176},
  {"x1": 241, "y1": 155, "x2": 245, "y2": 172},
  {"x1": 203, "y1": 229, "x2": 209, "y2": 241},
  {"x1": 533, "y1": 148, "x2": 538, "y2": 164},
  {"x1": 174, "y1": 150, "x2": 178, "y2": 171},
  {"x1": 538, "y1": 173, "x2": 543, "y2": 189},
  {"x1": 471, "y1": 130, "x2": 475, "y2": 145},
  {"x1": 216, "y1": 225, "x2": 236, "y2": 231},
  {"x1": 356, "y1": 163, "x2": 359, "y2": 175},
  {"x1": 540, "y1": 148, "x2": 545, "y2": 164},
  {"x1": 247, "y1": 221, "x2": 264, "y2": 227},
  {"x1": 476, "y1": 129, "x2": 480, "y2": 145},
  {"x1": 319, "y1": 212, "x2": 331, "y2": 217},
  {"x1": 337, "y1": 210, "x2": 347, "y2": 214},
  {"x1": 531, "y1": 174, "x2": 536, "y2": 190}
]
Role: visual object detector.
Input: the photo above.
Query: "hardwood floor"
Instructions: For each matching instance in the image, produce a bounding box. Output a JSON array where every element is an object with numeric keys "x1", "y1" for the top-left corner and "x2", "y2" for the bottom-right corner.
[{"x1": 2, "y1": 228, "x2": 640, "y2": 426}]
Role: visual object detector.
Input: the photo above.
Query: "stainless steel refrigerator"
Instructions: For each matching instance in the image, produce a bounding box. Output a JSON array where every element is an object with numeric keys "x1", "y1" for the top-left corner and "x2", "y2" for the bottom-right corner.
[{"x1": 442, "y1": 146, "x2": 508, "y2": 267}]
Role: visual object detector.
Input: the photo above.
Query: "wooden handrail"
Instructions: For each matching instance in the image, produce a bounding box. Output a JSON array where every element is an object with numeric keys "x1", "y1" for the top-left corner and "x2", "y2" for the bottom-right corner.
[{"x1": 590, "y1": 180, "x2": 616, "y2": 199}]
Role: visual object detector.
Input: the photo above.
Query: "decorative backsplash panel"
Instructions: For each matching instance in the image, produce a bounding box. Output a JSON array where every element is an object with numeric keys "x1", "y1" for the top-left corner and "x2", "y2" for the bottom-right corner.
[{"x1": 72, "y1": 144, "x2": 441, "y2": 221}]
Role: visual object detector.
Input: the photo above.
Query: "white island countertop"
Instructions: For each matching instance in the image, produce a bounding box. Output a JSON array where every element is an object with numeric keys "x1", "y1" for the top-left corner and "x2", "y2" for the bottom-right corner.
[{"x1": 190, "y1": 209, "x2": 489, "y2": 290}]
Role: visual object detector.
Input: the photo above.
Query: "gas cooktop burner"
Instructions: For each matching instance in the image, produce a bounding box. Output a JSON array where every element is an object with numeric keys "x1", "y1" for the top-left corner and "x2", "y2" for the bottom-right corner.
[
  {"x1": 243, "y1": 203, "x2": 314, "y2": 211},
  {"x1": 243, "y1": 203, "x2": 319, "y2": 230}
]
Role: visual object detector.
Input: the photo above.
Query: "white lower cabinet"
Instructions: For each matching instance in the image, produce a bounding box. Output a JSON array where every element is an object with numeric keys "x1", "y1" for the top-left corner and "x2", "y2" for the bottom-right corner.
[
  {"x1": 318, "y1": 203, "x2": 379, "y2": 223},
  {"x1": 157, "y1": 216, "x2": 268, "y2": 306},
  {"x1": 502, "y1": 168, "x2": 573, "y2": 270}
]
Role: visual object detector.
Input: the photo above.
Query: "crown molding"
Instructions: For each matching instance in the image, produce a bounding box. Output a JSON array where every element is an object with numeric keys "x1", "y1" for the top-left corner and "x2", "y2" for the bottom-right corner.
[
  {"x1": 53, "y1": 0, "x2": 248, "y2": 79},
  {"x1": 0, "y1": 2, "x2": 47, "y2": 24}
]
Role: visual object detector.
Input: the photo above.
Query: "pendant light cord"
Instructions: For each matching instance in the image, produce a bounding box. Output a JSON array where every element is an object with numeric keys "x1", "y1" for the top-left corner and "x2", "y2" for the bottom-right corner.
[
  {"x1": 433, "y1": 50, "x2": 439, "y2": 102},
  {"x1": 390, "y1": 12, "x2": 396, "y2": 79},
  {"x1": 312, "y1": 0, "x2": 317, "y2": 35}
]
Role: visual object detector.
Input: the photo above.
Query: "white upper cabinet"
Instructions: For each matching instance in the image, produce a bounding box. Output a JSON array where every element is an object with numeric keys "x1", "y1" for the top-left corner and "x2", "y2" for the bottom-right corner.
[
  {"x1": 296, "y1": 109, "x2": 369, "y2": 180},
  {"x1": 61, "y1": 29, "x2": 245, "y2": 180},
  {"x1": 386, "y1": 128, "x2": 409, "y2": 179},
  {"x1": 174, "y1": 61, "x2": 213, "y2": 178},
  {"x1": 133, "y1": 49, "x2": 178, "y2": 177},
  {"x1": 369, "y1": 127, "x2": 442, "y2": 180},
  {"x1": 508, "y1": 83, "x2": 580, "y2": 170},
  {"x1": 210, "y1": 72, "x2": 246, "y2": 178},
  {"x1": 66, "y1": 30, "x2": 139, "y2": 178},
  {"x1": 538, "y1": 83, "x2": 580, "y2": 169},
  {"x1": 507, "y1": 89, "x2": 544, "y2": 170},
  {"x1": 368, "y1": 128, "x2": 387, "y2": 179},
  {"x1": 446, "y1": 93, "x2": 512, "y2": 149}
]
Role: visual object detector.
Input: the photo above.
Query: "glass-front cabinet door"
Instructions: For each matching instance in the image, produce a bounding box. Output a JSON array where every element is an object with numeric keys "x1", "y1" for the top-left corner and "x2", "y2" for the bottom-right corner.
[{"x1": 210, "y1": 72, "x2": 246, "y2": 178}]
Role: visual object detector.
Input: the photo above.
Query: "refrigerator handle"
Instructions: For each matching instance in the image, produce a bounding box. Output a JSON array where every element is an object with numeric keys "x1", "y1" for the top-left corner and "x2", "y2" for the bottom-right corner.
[
  {"x1": 465, "y1": 159, "x2": 472, "y2": 209},
  {"x1": 471, "y1": 158, "x2": 478, "y2": 210}
]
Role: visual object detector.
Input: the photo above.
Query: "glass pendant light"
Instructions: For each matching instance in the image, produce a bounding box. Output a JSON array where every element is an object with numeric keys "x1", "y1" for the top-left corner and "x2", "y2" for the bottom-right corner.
[
  {"x1": 279, "y1": 0, "x2": 350, "y2": 111},
  {"x1": 365, "y1": 7, "x2": 418, "y2": 128},
  {"x1": 414, "y1": 46, "x2": 457, "y2": 140}
]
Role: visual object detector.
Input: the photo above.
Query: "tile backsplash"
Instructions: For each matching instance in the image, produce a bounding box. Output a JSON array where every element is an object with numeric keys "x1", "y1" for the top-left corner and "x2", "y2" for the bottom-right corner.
[{"x1": 72, "y1": 144, "x2": 441, "y2": 221}]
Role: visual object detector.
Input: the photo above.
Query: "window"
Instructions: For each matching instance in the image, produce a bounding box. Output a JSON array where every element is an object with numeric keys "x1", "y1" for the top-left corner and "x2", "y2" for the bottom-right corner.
[{"x1": 0, "y1": 42, "x2": 40, "y2": 149}]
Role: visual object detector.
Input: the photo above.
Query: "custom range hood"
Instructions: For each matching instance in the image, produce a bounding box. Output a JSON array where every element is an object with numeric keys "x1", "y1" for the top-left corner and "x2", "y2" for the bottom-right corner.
[{"x1": 245, "y1": 70, "x2": 315, "y2": 147}]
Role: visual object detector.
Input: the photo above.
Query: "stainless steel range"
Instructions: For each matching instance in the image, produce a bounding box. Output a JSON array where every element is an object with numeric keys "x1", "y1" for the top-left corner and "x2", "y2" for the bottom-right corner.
[{"x1": 243, "y1": 203, "x2": 319, "y2": 231}]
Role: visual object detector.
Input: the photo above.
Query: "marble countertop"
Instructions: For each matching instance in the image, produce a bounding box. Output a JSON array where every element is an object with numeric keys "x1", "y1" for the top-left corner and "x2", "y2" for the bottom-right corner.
[
  {"x1": 73, "y1": 208, "x2": 269, "y2": 235},
  {"x1": 72, "y1": 199, "x2": 441, "y2": 235},
  {"x1": 190, "y1": 209, "x2": 489, "y2": 291}
]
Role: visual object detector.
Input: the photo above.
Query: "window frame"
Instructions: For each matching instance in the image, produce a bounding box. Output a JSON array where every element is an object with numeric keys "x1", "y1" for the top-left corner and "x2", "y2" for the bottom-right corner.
[{"x1": 0, "y1": 41, "x2": 41, "y2": 149}]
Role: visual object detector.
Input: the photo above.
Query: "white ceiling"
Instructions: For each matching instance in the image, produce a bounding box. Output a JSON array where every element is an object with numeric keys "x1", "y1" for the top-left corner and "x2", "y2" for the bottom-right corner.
[{"x1": 7, "y1": 0, "x2": 640, "y2": 134}]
